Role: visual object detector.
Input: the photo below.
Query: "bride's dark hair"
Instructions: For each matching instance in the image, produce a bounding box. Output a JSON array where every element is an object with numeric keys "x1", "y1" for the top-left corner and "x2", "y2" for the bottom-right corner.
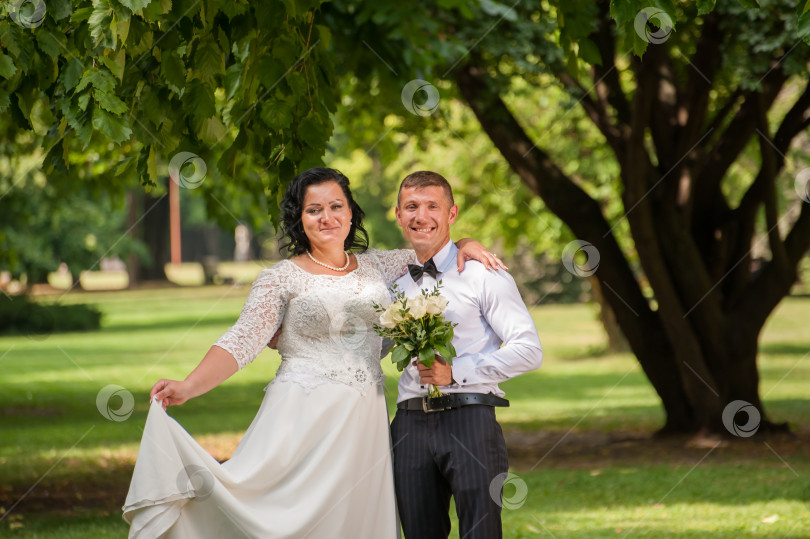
[{"x1": 279, "y1": 167, "x2": 369, "y2": 256}]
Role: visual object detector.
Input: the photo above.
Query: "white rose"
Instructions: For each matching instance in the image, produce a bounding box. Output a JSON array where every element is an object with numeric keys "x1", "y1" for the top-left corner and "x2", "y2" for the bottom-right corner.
[
  {"x1": 379, "y1": 308, "x2": 397, "y2": 328},
  {"x1": 379, "y1": 300, "x2": 406, "y2": 328},
  {"x1": 425, "y1": 294, "x2": 449, "y2": 315},
  {"x1": 392, "y1": 300, "x2": 406, "y2": 321},
  {"x1": 408, "y1": 295, "x2": 428, "y2": 319}
]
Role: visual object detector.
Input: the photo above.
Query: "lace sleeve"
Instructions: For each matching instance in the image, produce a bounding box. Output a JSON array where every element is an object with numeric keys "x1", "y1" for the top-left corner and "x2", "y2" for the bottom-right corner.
[
  {"x1": 212, "y1": 265, "x2": 288, "y2": 370},
  {"x1": 365, "y1": 248, "x2": 418, "y2": 286}
]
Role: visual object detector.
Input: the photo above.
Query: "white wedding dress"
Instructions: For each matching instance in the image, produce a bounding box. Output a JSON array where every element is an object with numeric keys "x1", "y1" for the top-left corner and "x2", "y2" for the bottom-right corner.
[{"x1": 123, "y1": 249, "x2": 416, "y2": 538}]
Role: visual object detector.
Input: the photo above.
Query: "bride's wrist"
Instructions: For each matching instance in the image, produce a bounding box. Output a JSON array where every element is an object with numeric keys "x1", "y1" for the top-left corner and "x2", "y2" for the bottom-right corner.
[{"x1": 180, "y1": 378, "x2": 198, "y2": 400}]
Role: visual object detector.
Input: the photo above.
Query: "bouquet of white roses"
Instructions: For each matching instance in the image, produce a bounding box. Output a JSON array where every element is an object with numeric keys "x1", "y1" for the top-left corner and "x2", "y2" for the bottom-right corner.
[{"x1": 373, "y1": 282, "x2": 457, "y2": 397}]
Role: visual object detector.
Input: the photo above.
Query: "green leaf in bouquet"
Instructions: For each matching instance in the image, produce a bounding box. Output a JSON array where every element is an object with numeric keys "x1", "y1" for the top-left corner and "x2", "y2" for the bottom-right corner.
[
  {"x1": 427, "y1": 333, "x2": 443, "y2": 350},
  {"x1": 431, "y1": 326, "x2": 447, "y2": 340},
  {"x1": 425, "y1": 316, "x2": 438, "y2": 332},
  {"x1": 403, "y1": 342, "x2": 414, "y2": 351},
  {"x1": 418, "y1": 347, "x2": 435, "y2": 367},
  {"x1": 391, "y1": 344, "x2": 410, "y2": 367},
  {"x1": 435, "y1": 344, "x2": 454, "y2": 365}
]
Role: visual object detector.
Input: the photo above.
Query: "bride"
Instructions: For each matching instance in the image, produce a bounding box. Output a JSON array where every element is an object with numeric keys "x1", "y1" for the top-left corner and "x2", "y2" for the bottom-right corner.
[{"x1": 122, "y1": 167, "x2": 501, "y2": 538}]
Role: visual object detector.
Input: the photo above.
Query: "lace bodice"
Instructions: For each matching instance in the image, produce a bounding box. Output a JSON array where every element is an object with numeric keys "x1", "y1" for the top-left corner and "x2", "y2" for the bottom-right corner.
[{"x1": 213, "y1": 248, "x2": 417, "y2": 393}]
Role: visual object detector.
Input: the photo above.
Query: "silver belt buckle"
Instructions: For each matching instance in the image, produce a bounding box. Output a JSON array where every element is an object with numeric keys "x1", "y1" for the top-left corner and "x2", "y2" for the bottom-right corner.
[{"x1": 422, "y1": 396, "x2": 449, "y2": 413}]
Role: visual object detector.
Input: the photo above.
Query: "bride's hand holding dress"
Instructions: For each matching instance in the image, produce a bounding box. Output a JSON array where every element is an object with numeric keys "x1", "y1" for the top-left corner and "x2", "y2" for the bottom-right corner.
[{"x1": 149, "y1": 346, "x2": 238, "y2": 410}]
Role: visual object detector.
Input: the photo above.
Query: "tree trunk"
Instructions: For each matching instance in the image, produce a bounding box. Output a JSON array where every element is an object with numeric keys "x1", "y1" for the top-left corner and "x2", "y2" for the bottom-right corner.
[
  {"x1": 136, "y1": 187, "x2": 171, "y2": 282},
  {"x1": 454, "y1": 63, "x2": 698, "y2": 434},
  {"x1": 588, "y1": 276, "x2": 629, "y2": 354},
  {"x1": 126, "y1": 190, "x2": 142, "y2": 289},
  {"x1": 452, "y1": 57, "x2": 810, "y2": 436}
]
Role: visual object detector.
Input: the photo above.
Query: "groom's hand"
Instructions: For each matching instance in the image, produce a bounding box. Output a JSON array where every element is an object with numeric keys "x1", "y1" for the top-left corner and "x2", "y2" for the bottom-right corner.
[
  {"x1": 267, "y1": 326, "x2": 282, "y2": 350},
  {"x1": 416, "y1": 355, "x2": 453, "y2": 386}
]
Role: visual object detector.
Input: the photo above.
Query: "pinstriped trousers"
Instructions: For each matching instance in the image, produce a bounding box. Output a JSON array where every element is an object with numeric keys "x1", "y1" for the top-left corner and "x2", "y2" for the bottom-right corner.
[{"x1": 390, "y1": 405, "x2": 509, "y2": 539}]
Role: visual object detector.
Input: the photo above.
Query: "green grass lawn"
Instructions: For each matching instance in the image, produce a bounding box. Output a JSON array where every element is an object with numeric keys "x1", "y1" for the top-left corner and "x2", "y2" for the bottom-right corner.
[{"x1": 1, "y1": 286, "x2": 809, "y2": 537}]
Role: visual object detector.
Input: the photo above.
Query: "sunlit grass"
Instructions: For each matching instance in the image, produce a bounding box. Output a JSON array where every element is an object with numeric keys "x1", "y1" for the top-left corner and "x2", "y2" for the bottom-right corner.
[{"x1": 1, "y1": 287, "x2": 808, "y2": 537}]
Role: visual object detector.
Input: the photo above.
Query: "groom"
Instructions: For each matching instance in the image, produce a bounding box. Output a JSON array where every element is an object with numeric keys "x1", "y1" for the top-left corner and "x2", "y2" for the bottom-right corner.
[{"x1": 390, "y1": 171, "x2": 543, "y2": 539}]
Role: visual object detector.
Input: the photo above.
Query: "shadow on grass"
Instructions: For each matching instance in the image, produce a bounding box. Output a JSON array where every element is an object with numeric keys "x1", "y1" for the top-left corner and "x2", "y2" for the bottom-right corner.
[
  {"x1": 502, "y1": 369, "x2": 653, "y2": 400},
  {"x1": 0, "y1": 380, "x2": 271, "y2": 452},
  {"x1": 101, "y1": 315, "x2": 238, "y2": 333},
  {"x1": 759, "y1": 341, "x2": 810, "y2": 356},
  {"x1": 4, "y1": 365, "x2": 807, "y2": 450},
  {"x1": 519, "y1": 465, "x2": 810, "y2": 512}
]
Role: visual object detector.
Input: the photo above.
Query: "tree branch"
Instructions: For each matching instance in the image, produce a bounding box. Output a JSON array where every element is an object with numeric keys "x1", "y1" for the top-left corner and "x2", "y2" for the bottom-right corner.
[
  {"x1": 453, "y1": 62, "x2": 654, "y2": 333},
  {"x1": 622, "y1": 51, "x2": 724, "y2": 419},
  {"x1": 555, "y1": 71, "x2": 625, "y2": 157},
  {"x1": 591, "y1": 0, "x2": 631, "y2": 126},
  {"x1": 705, "y1": 89, "x2": 743, "y2": 136},
  {"x1": 773, "y1": 79, "x2": 810, "y2": 155},
  {"x1": 756, "y1": 98, "x2": 789, "y2": 274},
  {"x1": 626, "y1": 45, "x2": 729, "y2": 389},
  {"x1": 679, "y1": 12, "x2": 723, "y2": 168},
  {"x1": 739, "y1": 201, "x2": 810, "y2": 331},
  {"x1": 724, "y1": 79, "x2": 810, "y2": 306},
  {"x1": 693, "y1": 71, "x2": 786, "y2": 214},
  {"x1": 736, "y1": 84, "x2": 810, "y2": 329},
  {"x1": 646, "y1": 45, "x2": 680, "y2": 175}
]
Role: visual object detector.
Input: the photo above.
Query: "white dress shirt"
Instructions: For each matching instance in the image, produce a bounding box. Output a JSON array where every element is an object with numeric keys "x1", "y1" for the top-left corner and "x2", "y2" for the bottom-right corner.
[{"x1": 394, "y1": 240, "x2": 543, "y2": 402}]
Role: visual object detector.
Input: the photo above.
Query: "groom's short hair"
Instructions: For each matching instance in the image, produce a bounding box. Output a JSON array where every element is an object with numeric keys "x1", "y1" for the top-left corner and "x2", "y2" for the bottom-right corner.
[{"x1": 398, "y1": 171, "x2": 455, "y2": 206}]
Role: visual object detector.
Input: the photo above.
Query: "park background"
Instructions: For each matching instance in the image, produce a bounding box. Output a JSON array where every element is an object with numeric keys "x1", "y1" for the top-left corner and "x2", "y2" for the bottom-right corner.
[{"x1": 2, "y1": 0, "x2": 810, "y2": 537}]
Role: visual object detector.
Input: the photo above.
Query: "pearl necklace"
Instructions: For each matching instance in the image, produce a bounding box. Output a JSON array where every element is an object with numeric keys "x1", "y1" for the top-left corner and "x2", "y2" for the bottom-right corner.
[{"x1": 307, "y1": 250, "x2": 350, "y2": 271}]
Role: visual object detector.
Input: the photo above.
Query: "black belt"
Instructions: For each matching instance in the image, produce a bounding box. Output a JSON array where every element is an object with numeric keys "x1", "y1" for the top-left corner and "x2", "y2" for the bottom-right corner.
[{"x1": 397, "y1": 393, "x2": 509, "y2": 413}]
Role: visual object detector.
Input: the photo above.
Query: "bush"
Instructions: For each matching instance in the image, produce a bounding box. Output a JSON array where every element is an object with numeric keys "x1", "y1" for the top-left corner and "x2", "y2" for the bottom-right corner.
[{"x1": 0, "y1": 295, "x2": 102, "y2": 335}]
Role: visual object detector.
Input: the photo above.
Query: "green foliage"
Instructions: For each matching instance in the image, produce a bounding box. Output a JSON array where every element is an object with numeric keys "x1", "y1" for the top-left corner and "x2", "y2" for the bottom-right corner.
[
  {"x1": 0, "y1": 295, "x2": 102, "y2": 335},
  {"x1": 3, "y1": 0, "x2": 808, "y2": 230},
  {"x1": 0, "y1": 0, "x2": 337, "y2": 233},
  {"x1": 325, "y1": 0, "x2": 809, "y2": 255},
  {"x1": 0, "y1": 137, "x2": 147, "y2": 280},
  {"x1": 3, "y1": 0, "x2": 810, "y2": 312}
]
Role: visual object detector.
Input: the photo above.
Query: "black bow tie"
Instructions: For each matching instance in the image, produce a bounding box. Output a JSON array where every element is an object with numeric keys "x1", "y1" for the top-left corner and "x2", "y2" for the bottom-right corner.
[{"x1": 408, "y1": 258, "x2": 439, "y2": 282}]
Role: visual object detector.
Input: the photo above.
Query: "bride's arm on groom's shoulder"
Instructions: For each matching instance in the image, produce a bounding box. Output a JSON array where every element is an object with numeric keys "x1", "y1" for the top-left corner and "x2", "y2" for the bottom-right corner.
[
  {"x1": 454, "y1": 239, "x2": 507, "y2": 272},
  {"x1": 149, "y1": 346, "x2": 239, "y2": 409},
  {"x1": 368, "y1": 241, "x2": 505, "y2": 285}
]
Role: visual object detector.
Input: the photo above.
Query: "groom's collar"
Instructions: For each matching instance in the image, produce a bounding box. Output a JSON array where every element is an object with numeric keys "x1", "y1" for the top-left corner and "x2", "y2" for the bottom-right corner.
[{"x1": 431, "y1": 240, "x2": 457, "y2": 274}]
